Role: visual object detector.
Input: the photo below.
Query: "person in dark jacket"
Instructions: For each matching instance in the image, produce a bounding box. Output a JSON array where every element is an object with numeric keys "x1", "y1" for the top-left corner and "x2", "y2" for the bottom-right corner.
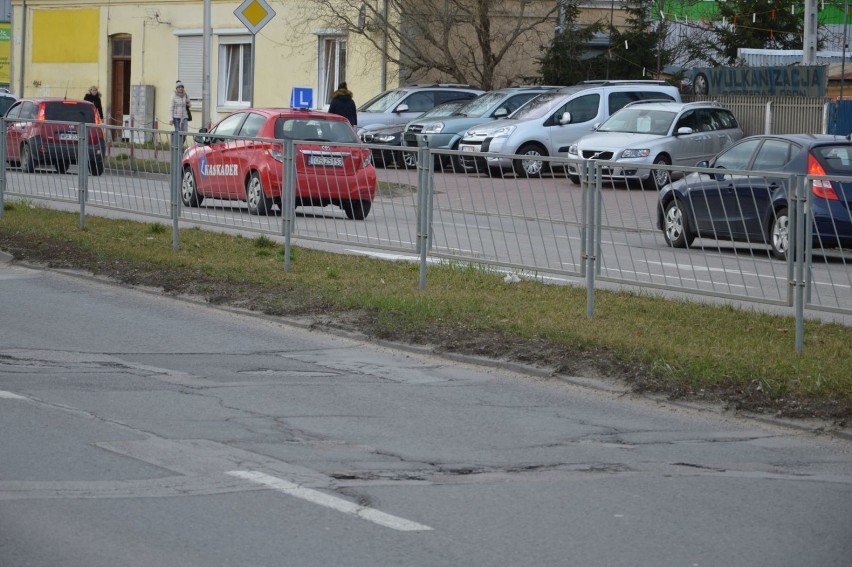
[
  {"x1": 327, "y1": 82, "x2": 357, "y2": 126},
  {"x1": 84, "y1": 85, "x2": 104, "y2": 120}
]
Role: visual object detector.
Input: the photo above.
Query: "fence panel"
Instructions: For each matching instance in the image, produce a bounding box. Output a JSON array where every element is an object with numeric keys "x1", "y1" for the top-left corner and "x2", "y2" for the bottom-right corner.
[{"x1": 682, "y1": 95, "x2": 830, "y2": 136}]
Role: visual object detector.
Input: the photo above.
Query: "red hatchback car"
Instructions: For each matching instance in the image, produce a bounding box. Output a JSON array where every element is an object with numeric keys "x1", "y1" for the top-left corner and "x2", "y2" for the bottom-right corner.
[
  {"x1": 4, "y1": 97, "x2": 106, "y2": 175},
  {"x1": 181, "y1": 108, "x2": 377, "y2": 218}
]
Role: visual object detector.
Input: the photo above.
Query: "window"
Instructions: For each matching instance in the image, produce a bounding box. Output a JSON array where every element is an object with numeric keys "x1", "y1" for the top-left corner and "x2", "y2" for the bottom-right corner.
[
  {"x1": 219, "y1": 37, "x2": 252, "y2": 107},
  {"x1": 318, "y1": 35, "x2": 346, "y2": 107},
  {"x1": 715, "y1": 139, "x2": 761, "y2": 170},
  {"x1": 177, "y1": 35, "x2": 203, "y2": 102},
  {"x1": 238, "y1": 113, "x2": 266, "y2": 137},
  {"x1": 561, "y1": 94, "x2": 600, "y2": 124},
  {"x1": 212, "y1": 112, "x2": 246, "y2": 137},
  {"x1": 752, "y1": 140, "x2": 792, "y2": 170}
]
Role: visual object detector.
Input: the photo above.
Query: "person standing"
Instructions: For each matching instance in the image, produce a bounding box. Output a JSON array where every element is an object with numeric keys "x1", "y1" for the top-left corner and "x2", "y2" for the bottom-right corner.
[
  {"x1": 328, "y1": 82, "x2": 357, "y2": 126},
  {"x1": 84, "y1": 86, "x2": 104, "y2": 120},
  {"x1": 170, "y1": 80, "x2": 191, "y2": 134}
]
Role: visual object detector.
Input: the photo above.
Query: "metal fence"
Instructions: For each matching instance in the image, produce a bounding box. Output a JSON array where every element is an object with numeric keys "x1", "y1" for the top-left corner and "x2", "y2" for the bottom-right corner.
[
  {"x1": 0, "y1": 120, "x2": 849, "y2": 354},
  {"x1": 682, "y1": 95, "x2": 832, "y2": 136}
]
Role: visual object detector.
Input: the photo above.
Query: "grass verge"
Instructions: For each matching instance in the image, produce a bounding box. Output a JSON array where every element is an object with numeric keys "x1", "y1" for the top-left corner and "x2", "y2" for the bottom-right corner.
[{"x1": 1, "y1": 202, "x2": 850, "y2": 422}]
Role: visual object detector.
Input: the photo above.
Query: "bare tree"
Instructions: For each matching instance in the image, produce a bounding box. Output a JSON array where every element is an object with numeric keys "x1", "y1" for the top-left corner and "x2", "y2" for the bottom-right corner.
[{"x1": 298, "y1": 0, "x2": 560, "y2": 90}]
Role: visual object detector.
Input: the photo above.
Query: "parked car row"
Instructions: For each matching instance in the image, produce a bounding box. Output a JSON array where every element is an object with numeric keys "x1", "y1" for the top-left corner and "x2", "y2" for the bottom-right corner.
[{"x1": 2, "y1": 83, "x2": 848, "y2": 259}]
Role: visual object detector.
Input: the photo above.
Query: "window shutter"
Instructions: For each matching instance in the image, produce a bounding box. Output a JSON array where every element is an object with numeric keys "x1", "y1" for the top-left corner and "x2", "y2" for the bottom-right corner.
[{"x1": 178, "y1": 36, "x2": 203, "y2": 102}]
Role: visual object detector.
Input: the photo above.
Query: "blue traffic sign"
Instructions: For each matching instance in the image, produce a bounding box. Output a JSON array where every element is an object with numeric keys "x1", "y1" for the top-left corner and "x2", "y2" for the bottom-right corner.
[{"x1": 290, "y1": 87, "x2": 313, "y2": 109}]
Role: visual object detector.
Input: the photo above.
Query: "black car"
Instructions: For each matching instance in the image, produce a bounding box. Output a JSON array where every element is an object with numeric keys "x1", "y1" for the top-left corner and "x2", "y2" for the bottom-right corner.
[
  {"x1": 658, "y1": 134, "x2": 852, "y2": 260},
  {"x1": 360, "y1": 100, "x2": 469, "y2": 168}
]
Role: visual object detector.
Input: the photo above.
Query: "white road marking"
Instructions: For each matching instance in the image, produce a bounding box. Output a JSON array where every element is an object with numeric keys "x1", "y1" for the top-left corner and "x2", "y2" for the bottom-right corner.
[
  {"x1": 0, "y1": 391, "x2": 28, "y2": 400},
  {"x1": 226, "y1": 470, "x2": 433, "y2": 532}
]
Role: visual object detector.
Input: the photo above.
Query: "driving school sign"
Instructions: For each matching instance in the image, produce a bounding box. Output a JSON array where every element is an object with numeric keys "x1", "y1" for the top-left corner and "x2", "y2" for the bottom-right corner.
[
  {"x1": 234, "y1": 0, "x2": 276, "y2": 35},
  {"x1": 690, "y1": 66, "x2": 827, "y2": 97}
]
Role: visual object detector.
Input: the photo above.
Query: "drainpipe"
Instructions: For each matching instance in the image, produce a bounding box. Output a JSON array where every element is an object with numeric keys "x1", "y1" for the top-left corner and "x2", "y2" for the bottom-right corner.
[{"x1": 18, "y1": 0, "x2": 27, "y2": 97}]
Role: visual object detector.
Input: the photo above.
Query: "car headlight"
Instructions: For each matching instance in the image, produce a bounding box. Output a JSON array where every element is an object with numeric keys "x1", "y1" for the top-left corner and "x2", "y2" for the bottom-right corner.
[
  {"x1": 422, "y1": 122, "x2": 444, "y2": 134},
  {"x1": 567, "y1": 145, "x2": 578, "y2": 156},
  {"x1": 372, "y1": 133, "x2": 399, "y2": 143},
  {"x1": 268, "y1": 148, "x2": 283, "y2": 162},
  {"x1": 620, "y1": 148, "x2": 650, "y2": 159},
  {"x1": 491, "y1": 125, "x2": 516, "y2": 138}
]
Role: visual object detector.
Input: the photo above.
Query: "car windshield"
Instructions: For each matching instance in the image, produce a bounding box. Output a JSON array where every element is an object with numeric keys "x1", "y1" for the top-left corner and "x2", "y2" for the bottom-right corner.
[
  {"x1": 815, "y1": 145, "x2": 852, "y2": 173},
  {"x1": 44, "y1": 102, "x2": 96, "y2": 123},
  {"x1": 419, "y1": 100, "x2": 467, "y2": 119},
  {"x1": 598, "y1": 109, "x2": 676, "y2": 135},
  {"x1": 275, "y1": 118, "x2": 358, "y2": 143},
  {"x1": 456, "y1": 91, "x2": 508, "y2": 117},
  {"x1": 508, "y1": 90, "x2": 580, "y2": 120},
  {"x1": 359, "y1": 90, "x2": 408, "y2": 112}
]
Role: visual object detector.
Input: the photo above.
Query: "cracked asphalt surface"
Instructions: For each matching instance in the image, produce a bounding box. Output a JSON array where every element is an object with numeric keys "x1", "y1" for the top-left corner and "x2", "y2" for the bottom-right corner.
[{"x1": 2, "y1": 262, "x2": 851, "y2": 566}]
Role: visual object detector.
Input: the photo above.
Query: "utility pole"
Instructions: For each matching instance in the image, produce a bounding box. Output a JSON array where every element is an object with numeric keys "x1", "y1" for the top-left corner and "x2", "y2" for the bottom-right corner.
[
  {"x1": 203, "y1": 0, "x2": 211, "y2": 129},
  {"x1": 803, "y1": 0, "x2": 818, "y2": 65}
]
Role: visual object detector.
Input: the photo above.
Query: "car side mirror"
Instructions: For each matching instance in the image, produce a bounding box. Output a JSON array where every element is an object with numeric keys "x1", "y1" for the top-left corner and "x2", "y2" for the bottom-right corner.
[
  {"x1": 559, "y1": 112, "x2": 572, "y2": 125},
  {"x1": 493, "y1": 107, "x2": 508, "y2": 119},
  {"x1": 676, "y1": 127, "x2": 693, "y2": 135},
  {"x1": 194, "y1": 128, "x2": 210, "y2": 145},
  {"x1": 394, "y1": 103, "x2": 409, "y2": 114}
]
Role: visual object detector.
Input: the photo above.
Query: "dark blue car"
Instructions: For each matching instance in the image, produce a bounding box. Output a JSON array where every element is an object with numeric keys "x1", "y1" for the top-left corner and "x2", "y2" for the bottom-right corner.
[{"x1": 657, "y1": 134, "x2": 852, "y2": 259}]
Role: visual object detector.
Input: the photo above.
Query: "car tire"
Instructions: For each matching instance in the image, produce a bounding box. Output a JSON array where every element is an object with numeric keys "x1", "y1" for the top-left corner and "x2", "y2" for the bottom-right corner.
[
  {"x1": 342, "y1": 199, "x2": 372, "y2": 220},
  {"x1": 651, "y1": 155, "x2": 671, "y2": 190},
  {"x1": 21, "y1": 143, "x2": 35, "y2": 173},
  {"x1": 692, "y1": 72, "x2": 709, "y2": 95},
  {"x1": 246, "y1": 171, "x2": 272, "y2": 216},
  {"x1": 55, "y1": 160, "x2": 69, "y2": 174},
  {"x1": 402, "y1": 151, "x2": 418, "y2": 169},
  {"x1": 769, "y1": 207, "x2": 789, "y2": 260},
  {"x1": 89, "y1": 159, "x2": 105, "y2": 177},
  {"x1": 513, "y1": 143, "x2": 548, "y2": 178},
  {"x1": 181, "y1": 166, "x2": 204, "y2": 207},
  {"x1": 662, "y1": 199, "x2": 694, "y2": 248}
]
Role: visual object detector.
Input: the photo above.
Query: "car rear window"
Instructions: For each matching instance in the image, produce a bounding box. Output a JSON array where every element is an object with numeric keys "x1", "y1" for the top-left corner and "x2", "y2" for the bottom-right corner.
[
  {"x1": 275, "y1": 118, "x2": 358, "y2": 143},
  {"x1": 44, "y1": 102, "x2": 96, "y2": 123},
  {"x1": 815, "y1": 145, "x2": 852, "y2": 173}
]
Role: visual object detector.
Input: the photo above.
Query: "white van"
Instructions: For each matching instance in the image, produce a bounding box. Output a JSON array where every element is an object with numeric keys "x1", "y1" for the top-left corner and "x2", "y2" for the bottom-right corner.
[{"x1": 457, "y1": 81, "x2": 681, "y2": 177}]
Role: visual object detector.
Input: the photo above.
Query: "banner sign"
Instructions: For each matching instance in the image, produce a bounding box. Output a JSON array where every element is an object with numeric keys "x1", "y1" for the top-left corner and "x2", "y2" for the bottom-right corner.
[{"x1": 690, "y1": 66, "x2": 827, "y2": 97}]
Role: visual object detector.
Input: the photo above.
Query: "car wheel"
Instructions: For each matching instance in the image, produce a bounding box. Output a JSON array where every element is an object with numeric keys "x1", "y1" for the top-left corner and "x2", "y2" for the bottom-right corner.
[
  {"x1": 651, "y1": 155, "x2": 671, "y2": 190},
  {"x1": 342, "y1": 199, "x2": 372, "y2": 220},
  {"x1": 402, "y1": 151, "x2": 418, "y2": 169},
  {"x1": 513, "y1": 144, "x2": 548, "y2": 178},
  {"x1": 89, "y1": 159, "x2": 105, "y2": 177},
  {"x1": 181, "y1": 166, "x2": 204, "y2": 207},
  {"x1": 769, "y1": 207, "x2": 789, "y2": 260},
  {"x1": 692, "y1": 72, "x2": 709, "y2": 95},
  {"x1": 246, "y1": 171, "x2": 272, "y2": 216},
  {"x1": 55, "y1": 160, "x2": 69, "y2": 174},
  {"x1": 21, "y1": 143, "x2": 35, "y2": 173},
  {"x1": 662, "y1": 199, "x2": 694, "y2": 248}
]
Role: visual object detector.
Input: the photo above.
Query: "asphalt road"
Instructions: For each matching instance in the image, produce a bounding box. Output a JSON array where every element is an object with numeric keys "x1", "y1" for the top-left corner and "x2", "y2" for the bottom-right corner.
[{"x1": 1, "y1": 257, "x2": 850, "y2": 566}]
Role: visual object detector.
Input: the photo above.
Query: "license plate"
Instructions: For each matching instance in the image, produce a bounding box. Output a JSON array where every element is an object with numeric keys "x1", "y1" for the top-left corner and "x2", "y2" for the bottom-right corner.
[
  {"x1": 461, "y1": 145, "x2": 475, "y2": 152},
  {"x1": 59, "y1": 133, "x2": 79, "y2": 141},
  {"x1": 308, "y1": 155, "x2": 343, "y2": 167}
]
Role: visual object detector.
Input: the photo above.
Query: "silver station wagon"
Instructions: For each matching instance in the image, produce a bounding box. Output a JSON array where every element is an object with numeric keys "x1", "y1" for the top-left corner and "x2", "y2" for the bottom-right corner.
[{"x1": 566, "y1": 101, "x2": 743, "y2": 189}]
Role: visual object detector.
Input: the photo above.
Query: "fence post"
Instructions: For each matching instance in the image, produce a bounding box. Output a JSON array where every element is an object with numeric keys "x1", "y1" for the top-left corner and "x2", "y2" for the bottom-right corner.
[
  {"x1": 793, "y1": 174, "x2": 806, "y2": 354},
  {"x1": 764, "y1": 100, "x2": 773, "y2": 134},
  {"x1": 415, "y1": 136, "x2": 433, "y2": 289},
  {"x1": 0, "y1": 119, "x2": 6, "y2": 218},
  {"x1": 77, "y1": 122, "x2": 89, "y2": 229},
  {"x1": 583, "y1": 159, "x2": 598, "y2": 319},
  {"x1": 281, "y1": 139, "x2": 296, "y2": 272},
  {"x1": 170, "y1": 130, "x2": 181, "y2": 250}
]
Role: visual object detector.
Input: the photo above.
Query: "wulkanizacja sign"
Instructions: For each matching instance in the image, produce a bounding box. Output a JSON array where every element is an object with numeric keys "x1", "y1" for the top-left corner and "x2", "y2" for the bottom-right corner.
[{"x1": 690, "y1": 66, "x2": 827, "y2": 97}]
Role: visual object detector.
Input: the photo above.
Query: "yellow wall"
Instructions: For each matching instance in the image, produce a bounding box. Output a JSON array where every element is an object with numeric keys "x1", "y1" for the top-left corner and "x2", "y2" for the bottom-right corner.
[
  {"x1": 10, "y1": 0, "x2": 387, "y2": 129},
  {"x1": 0, "y1": 23, "x2": 10, "y2": 85},
  {"x1": 32, "y1": 9, "x2": 99, "y2": 63}
]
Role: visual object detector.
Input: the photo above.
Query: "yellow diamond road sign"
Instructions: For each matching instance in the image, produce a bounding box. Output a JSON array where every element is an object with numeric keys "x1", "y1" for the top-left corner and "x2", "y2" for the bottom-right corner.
[{"x1": 235, "y1": 0, "x2": 276, "y2": 35}]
